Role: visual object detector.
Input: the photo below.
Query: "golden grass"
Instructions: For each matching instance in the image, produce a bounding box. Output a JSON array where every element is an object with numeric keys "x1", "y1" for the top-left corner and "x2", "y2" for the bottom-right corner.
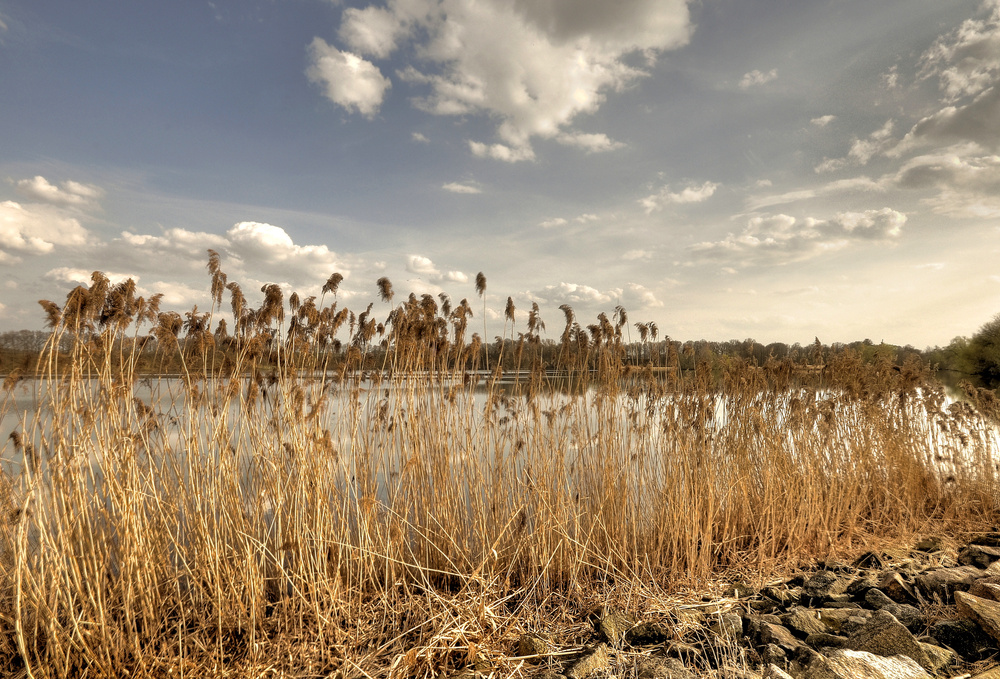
[{"x1": 0, "y1": 263, "x2": 997, "y2": 677}]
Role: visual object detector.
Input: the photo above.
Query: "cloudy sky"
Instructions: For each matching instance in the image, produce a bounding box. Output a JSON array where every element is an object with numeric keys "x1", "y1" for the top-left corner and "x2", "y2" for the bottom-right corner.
[{"x1": 2, "y1": 0, "x2": 999, "y2": 347}]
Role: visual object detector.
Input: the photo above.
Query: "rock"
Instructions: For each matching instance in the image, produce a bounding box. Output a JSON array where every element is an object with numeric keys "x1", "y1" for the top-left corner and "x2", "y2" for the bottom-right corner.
[
  {"x1": 755, "y1": 621, "x2": 802, "y2": 652},
  {"x1": 914, "y1": 565, "x2": 984, "y2": 603},
  {"x1": 960, "y1": 544, "x2": 1000, "y2": 569},
  {"x1": 763, "y1": 665, "x2": 794, "y2": 679},
  {"x1": 855, "y1": 552, "x2": 888, "y2": 569},
  {"x1": 913, "y1": 536, "x2": 944, "y2": 553},
  {"x1": 969, "y1": 578, "x2": 1000, "y2": 601},
  {"x1": 847, "y1": 575, "x2": 880, "y2": 600},
  {"x1": 726, "y1": 581, "x2": 756, "y2": 598},
  {"x1": 626, "y1": 621, "x2": 671, "y2": 646},
  {"x1": 881, "y1": 603, "x2": 924, "y2": 634},
  {"x1": 709, "y1": 612, "x2": 744, "y2": 639},
  {"x1": 803, "y1": 649, "x2": 930, "y2": 679},
  {"x1": 780, "y1": 608, "x2": 828, "y2": 638},
  {"x1": 970, "y1": 532, "x2": 1000, "y2": 547},
  {"x1": 760, "y1": 643, "x2": 787, "y2": 668},
  {"x1": 516, "y1": 633, "x2": 550, "y2": 657},
  {"x1": 816, "y1": 608, "x2": 868, "y2": 633},
  {"x1": 878, "y1": 573, "x2": 919, "y2": 605},
  {"x1": 956, "y1": 590, "x2": 1000, "y2": 643},
  {"x1": 930, "y1": 618, "x2": 997, "y2": 661},
  {"x1": 916, "y1": 641, "x2": 954, "y2": 673},
  {"x1": 634, "y1": 657, "x2": 695, "y2": 679},
  {"x1": 971, "y1": 668, "x2": 1000, "y2": 679},
  {"x1": 865, "y1": 588, "x2": 895, "y2": 609},
  {"x1": 666, "y1": 641, "x2": 700, "y2": 663},
  {"x1": 804, "y1": 571, "x2": 849, "y2": 600},
  {"x1": 565, "y1": 644, "x2": 609, "y2": 679},
  {"x1": 847, "y1": 610, "x2": 931, "y2": 671},
  {"x1": 593, "y1": 608, "x2": 635, "y2": 644},
  {"x1": 840, "y1": 615, "x2": 871, "y2": 637},
  {"x1": 805, "y1": 632, "x2": 850, "y2": 649}
]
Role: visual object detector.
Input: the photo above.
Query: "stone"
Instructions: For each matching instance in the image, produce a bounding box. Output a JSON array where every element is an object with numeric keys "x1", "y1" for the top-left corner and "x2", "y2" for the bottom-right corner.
[
  {"x1": 565, "y1": 644, "x2": 609, "y2": 679},
  {"x1": 972, "y1": 668, "x2": 1000, "y2": 679},
  {"x1": 805, "y1": 632, "x2": 849, "y2": 649},
  {"x1": 725, "y1": 581, "x2": 756, "y2": 598},
  {"x1": 847, "y1": 575, "x2": 880, "y2": 600},
  {"x1": 818, "y1": 608, "x2": 870, "y2": 633},
  {"x1": 916, "y1": 642, "x2": 954, "y2": 673},
  {"x1": 969, "y1": 578, "x2": 1000, "y2": 601},
  {"x1": 709, "y1": 612, "x2": 744, "y2": 639},
  {"x1": 914, "y1": 565, "x2": 984, "y2": 602},
  {"x1": 847, "y1": 610, "x2": 931, "y2": 671},
  {"x1": 516, "y1": 633, "x2": 550, "y2": 657},
  {"x1": 594, "y1": 607, "x2": 635, "y2": 644},
  {"x1": 930, "y1": 618, "x2": 997, "y2": 661},
  {"x1": 878, "y1": 572, "x2": 919, "y2": 605},
  {"x1": 625, "y1": 621, "x2": 671, "y2": 646},
  {"x1": 956, "y1": 590, "x2": 1000, "y2": 643},
  {"x1": 803, "y1": 649, "x2": 930, "y2": 679},
  {"x1": 855, "y1": 552, "x2": 888, "y2": 569},
  {"x1": 881, "y1": 603, "x2": 924, "y2": 634},
  {"x1": 804, "y1": 571, "x2": 849, "y2": 600},
  {"x1": 763, "y1": 665, "x2": 794, "y2": 679},
  {"x1": 960, "y1": 544, "x2": 1000, "y2": 569},
  {"x1": 756, "y1": 621, "x2": 803, "y2": 653},
  {"x1": 634, "y1": 657, "x2": 695, "y2": 679},
  {"x1": 913, "y1": 536, "x2": 944, "y2": 553},
  {"x1": 970, "y1": 532, "x2": 1000, "y2": 547},
  {"x1": 840, "y1": 615, "x2": 870, "y2": 637},
  {"x1": 780, "y1": 608, "x2": 828, "y2": 638},
  {"x1": 865, "y1": 588, "x2": 895, "y2": 609},
  {"x1": 760, "y1": 643, "x2": 787, "y2": 668}
]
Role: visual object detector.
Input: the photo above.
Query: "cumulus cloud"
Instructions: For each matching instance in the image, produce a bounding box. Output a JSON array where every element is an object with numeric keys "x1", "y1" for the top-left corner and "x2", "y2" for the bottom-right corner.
[
  {"x1": 918, "y1": 0, "x2": 1000, "y2": 102},
  {"x1": 323, "y1": 0, "x2": 692, "y2": 160},
  {"x1": 739, "y1": 68, "x2": 777, "y2": 90},
  {"x1": 539, "y1": 217, "x2": 568, "y2": 229},
  {"x1": 811, "y1": 115, "x2": 836, "y2": 127},
  {"x1": 640, "y1": 181, "x2": 718, "y2": 213},
  {"x1": 306, "y1": 37, "x2": 391, "y2": 117},
  {"x1": 555, "y1": 132, "x2": 625, "y2": 153},
  {"x1": 411, "y1": 132, "x2": 430, "y2": 143},
  {"x1": 405, "y1": 254, "x2": 466, "y2": 284},
  {"x1": 45, "y1": 267, "x2": 136, "y2": 286},
  {"x1": 0, "y1": 200, "x2": 90, "y2": 264},
  {"x1": 689, "y1": 208, "x2": 907, "y2": 268},
  {"x1": 888, "y1": 148, "x2": 1000, "y2": 217},
  {"x1": 442, "y1": 181, "x2": 481, "y2": 194},
  {"x1": 530, "y1": 281, "x2": 663, "y2": 310},
  {"x1": 896, "y1": 86, "x2": 1000, "y2": 152},
  {"x1": 15, "y1": 176, "x2": 104, "y2": 207},
  {"x1": 815, "y1": 119, "x2": 895, "y2": 172}
]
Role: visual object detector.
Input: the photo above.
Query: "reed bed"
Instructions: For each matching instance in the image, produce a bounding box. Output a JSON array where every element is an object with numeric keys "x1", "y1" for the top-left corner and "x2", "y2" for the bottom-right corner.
[{"x1": 0, "y1": 259, "x2": 998, "y2": 677}]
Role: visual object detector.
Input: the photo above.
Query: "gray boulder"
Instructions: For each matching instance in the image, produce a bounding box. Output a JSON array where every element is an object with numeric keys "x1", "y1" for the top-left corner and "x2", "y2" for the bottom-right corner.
[
  {"x1": 803, "y1": 649, "x2": 930, "y2": 679},
  {"x1": 847, "y1": 610, "x2": 931, "y2": 671}
]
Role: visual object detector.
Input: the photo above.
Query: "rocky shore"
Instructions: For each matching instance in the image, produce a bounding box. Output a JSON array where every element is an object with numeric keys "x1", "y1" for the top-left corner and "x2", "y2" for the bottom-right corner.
[{"x1": 453, "y1": 535, "x2": 1000, "y2": 678}]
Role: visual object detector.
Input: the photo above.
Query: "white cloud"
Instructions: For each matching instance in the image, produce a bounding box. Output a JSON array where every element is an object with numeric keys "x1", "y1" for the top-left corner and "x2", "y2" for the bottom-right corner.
[
  {"x1": 641, "y1": 181, "x2": 718, "y2": 213},
  {"x1": 555, "y1": 132, "x2": 625, "y2": 153},
  {"x1": 574, "y1": 213, "x2": 599, "y2": 223},
  {"x1": 689, "y1": 208, "x2": 907, "y2": 268},
  {"x1": 896, "y1": 85, "x2": 1000, "y2": 152},
  {"x1": 918, "y1": 0, "x2": 1000, "y2": 102},
  {"x1": 330, "y1": 0, "x2": 692, "y2": 160},
  {"x1": 0, "y1": 200, "x2": 90, "y2": 263},
  {"x1": 815, "y1": 119, "x2": 895, "y2": 172},
  {"x1": 442, "y1": 181, "x2": 481, "y2": 194},
  {"x1": 889, "y1": 147, "x2": 1000, "y2": 217},
  {"x1": 411, "y1": 132, "x2": 430, "y2": 143},
  {"x1": 622, "y1": 249, "x2": 652, "y2": 261},
  {"x1": 305, "y1": 37, "x2": 391, "y2": 118},
  {"x1": 539, "y1": 217, "x2": 568, "y2": 229},
  {"x1": 810, "y1": 115, "x2": 836, "y2": 127},
  {"x1": 45, "y1": 267, "x2": 136, "y2": 286},
  {"x1": 468, "y1": 141, "x2": 536, "y2": 163},
  {"x1": 15, "y1": 175, "x2": 103, "y2": 207},
  {"x1": 405, "y1": 253, "x2": 466, "y2": 284},
  {"x1": 530, "y1": 281, "x2": 663, "y2": 310},
  {"x1": 739, "y1": 68, "x2": 777, "y2": 90}
]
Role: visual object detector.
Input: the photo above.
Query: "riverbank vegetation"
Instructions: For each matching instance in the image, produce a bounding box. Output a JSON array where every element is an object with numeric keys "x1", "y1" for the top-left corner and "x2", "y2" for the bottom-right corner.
[{"x1": 0, "y1": 253, "x2": 998, "y2": 677}]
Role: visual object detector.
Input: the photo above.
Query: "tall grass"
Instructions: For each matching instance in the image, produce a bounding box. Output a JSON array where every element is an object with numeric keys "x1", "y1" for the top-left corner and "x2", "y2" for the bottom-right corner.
[{"x1": 0, "y1": 259, "x2": 998, "y2": 677}]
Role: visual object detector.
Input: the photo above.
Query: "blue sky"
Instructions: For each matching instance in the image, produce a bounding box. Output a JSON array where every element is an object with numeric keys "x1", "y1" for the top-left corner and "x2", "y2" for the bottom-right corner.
[{"x1": 1, "y1": 0, "x2": 999, "y2": 347}]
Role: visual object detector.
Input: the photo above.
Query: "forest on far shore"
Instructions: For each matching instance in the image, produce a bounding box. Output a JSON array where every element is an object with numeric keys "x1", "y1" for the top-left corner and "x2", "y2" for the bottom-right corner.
[{"x1": 2, "y1": 312, "x2": 998, "y2": 391}]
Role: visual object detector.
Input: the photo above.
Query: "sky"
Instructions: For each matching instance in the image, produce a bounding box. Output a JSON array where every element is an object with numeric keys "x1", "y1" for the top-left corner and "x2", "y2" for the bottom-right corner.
[{"x1": 1, "y1": 0, "x2": 999, "y2": 348}]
